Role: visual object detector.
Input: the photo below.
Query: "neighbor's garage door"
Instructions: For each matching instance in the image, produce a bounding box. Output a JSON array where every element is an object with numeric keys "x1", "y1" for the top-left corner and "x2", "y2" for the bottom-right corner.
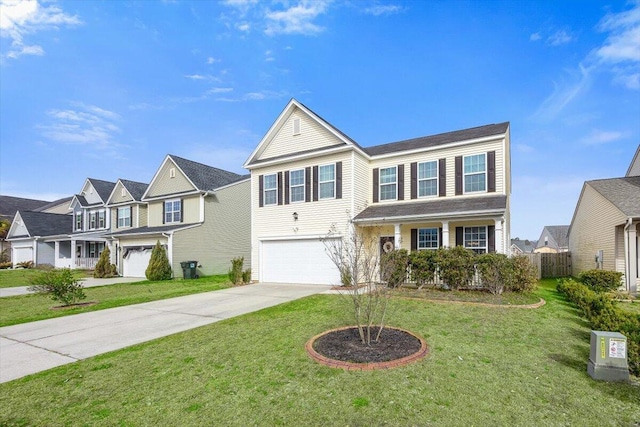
[
  {"x1": 261, "y1": 238, "x2": 340, "y2": 285},
  {"x1": 123, "y1": 249, "x2": 152, "y2": 278},
  {"x1": 13, "y1": 247, "x2": 33, "y2": 265}
]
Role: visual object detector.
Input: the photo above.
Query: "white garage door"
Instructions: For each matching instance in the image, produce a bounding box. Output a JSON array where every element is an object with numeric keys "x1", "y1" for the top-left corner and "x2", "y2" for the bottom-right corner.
[
  {"x1": 123, "y1": 249, "x2": 152, "y2": 278},
  {"x1": 13, "y1": 247, "x2": 33, "y2": 265},
  {"x1": 261, "y1": 238, "x2": 340, "y2": 285}
]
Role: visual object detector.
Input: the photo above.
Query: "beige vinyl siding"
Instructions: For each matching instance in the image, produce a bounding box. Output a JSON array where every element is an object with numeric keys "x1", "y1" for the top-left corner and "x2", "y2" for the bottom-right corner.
[
  {"x1": 81, "y1": 182, "x2": 104, "y2": 205},
  {"x1": 110, "y1": 182, "x2": 134, "y2": 204},
  {"x1": 628, "y1": 155, "x2": 640, "y2": 177},
  {"x1": 137, "y1": 205, "x2": 148, "y2": 227},
  {"x1": 259, "y1": 107, "x2": 345, "y2": 160},
  {"x1": 615, "y1": 225, "x2": 625, "y2": 273},
  {"x1": 41, "y1": 202, "x2": 71, "y2": 215},
  {"x1": 172, "y1": 180, "x2": 251, "y2": 276},
  {"x1": 146, "y1": 160, "x2": 196, "y2": 198},
  {"x1": 110, "y1": 204, "x2": 148, "y2": 231},
  {"x1": 569, "y1": 184, "x2": 626, "y2": 275},
  {"x1": 353, "y1": 152, "x2": 370, "y2": 216},
  {"x1": 369, "y1": 138, "x2": 506, "y2": 205},
  {"x1": 147, "y1": 195, "x2": 200, "y2": 227}
]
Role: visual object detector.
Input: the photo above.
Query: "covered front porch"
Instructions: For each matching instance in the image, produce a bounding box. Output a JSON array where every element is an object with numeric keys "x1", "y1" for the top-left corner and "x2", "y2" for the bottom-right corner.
[{"x1": 48, "y1": 231, "x2": 111, "y2": 270}]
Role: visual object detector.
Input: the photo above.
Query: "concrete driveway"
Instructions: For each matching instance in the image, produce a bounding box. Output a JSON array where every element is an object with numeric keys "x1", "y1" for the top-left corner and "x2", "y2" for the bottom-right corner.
[
  {"x1": 0, "y1": 283, "x2": 331, "y2": 383},
  {"x1": 0, "y1": 276, "x2": 143, "y2": 298}
]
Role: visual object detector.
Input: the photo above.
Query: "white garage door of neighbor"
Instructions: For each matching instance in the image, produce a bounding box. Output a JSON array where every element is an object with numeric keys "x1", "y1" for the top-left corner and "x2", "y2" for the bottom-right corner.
[
  {"x1": 123, "y1": 249, "x2": 152, "y2": 278},
  {"x1": 262, "y1": 238, "x2": 340, "y2": 285},
  {"x1": 14, "y1": 247, "x2": 33, "y2": 265}
]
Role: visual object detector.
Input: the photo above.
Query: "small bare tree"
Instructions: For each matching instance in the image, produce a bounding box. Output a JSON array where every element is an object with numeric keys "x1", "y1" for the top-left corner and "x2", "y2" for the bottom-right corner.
[{"x1": 322, "y1": 220, "x2": 390, "y2": 345}]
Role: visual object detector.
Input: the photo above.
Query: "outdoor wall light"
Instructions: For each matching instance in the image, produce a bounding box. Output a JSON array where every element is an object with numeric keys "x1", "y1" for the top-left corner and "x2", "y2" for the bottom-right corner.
[{"x1": 293, "y1": 212, "x2": 299, "y2": 221}]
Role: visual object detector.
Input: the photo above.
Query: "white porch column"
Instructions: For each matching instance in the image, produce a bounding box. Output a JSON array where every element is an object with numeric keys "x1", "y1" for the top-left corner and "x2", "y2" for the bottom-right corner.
[
  {"x1": 441, "y1": 221, "x2": 450, "y2": 248},
  {"x1": 628, "y1": 224, "x2": 638, "y2": 294},
  {"x1": 54, "y1": 241, "x2": 60, "y2": 268},
  {"x1": 394, "y1": 224, "x2": 402, "y2": 249},
  {"x1": 494, "y1": 217, "x2": 504, "y2": 254}
]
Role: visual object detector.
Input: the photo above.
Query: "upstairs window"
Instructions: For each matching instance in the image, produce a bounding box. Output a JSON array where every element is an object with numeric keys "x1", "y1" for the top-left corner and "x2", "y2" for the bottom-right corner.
[
  {"x1": 464, "y1": 154, "x2": 486, "y2": 193},
  {"x1": 118, "y1": 207, "x2": 131, "y2": 228},
  {"x1": 464, "y1": 226, "x2": 487, "y2": 254},
  {"x1": 164, "y1": 200, "x2": 181, "y2": 223},
  {"x1": 290, "y1": 169, "x2": 305, "y2": 203},
  {"x1": 418, "y1": 161, "x2": 438, "y2": 197},
  {"x1": 89, "y1": 212, "x2": 97, "y2": 230},
  {"x1": 263, "y1": 174, "x2": 277, "y2": 206},
  {"x1": 98, "y1": 211, "x2": 105, "y2": 228},
  {"x1": 75, "y1": 212, "x2": 82, "y2": 231},
  {"x1": 418, "y1": 228, "x2": 439, "y2": 250},
  {"x1": 379, "y1": 167, "x2": 397, "y2": 201},
  {"x1": 319, "y1": 164, "x2": 335, "y2": 199}
]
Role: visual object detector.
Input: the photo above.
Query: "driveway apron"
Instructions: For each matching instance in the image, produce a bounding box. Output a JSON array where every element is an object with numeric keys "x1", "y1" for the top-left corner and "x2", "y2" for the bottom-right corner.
[{"x1": 0, "y1": 283, "x2": 331, "y2": 383}]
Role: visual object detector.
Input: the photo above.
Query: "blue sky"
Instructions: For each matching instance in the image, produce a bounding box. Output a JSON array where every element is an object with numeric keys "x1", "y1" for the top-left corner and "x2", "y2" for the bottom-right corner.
[{"x1": 1, "y1": 0, "x2": 639, "y2": 239}]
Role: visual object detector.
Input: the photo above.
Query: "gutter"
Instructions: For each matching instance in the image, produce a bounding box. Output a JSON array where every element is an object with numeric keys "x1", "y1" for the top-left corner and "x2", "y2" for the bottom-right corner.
[{"x1": 352, "y1": 209, "x2": 505, "y2": 225}]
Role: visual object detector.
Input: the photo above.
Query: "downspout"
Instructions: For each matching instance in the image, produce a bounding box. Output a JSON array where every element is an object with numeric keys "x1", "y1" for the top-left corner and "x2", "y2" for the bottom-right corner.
[
  {"x1": 162, "y1": 232, "x2": 174, "y2": 277},
  {"x1": 624, "y1": 217, "x2": 632, "y2": 292},
  {"x1": 33, "y1": 236, "x2": 40, "y2": 266}
]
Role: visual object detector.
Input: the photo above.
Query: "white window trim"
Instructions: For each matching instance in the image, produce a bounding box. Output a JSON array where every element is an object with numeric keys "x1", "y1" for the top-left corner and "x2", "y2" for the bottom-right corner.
[
  {"x1": 463, "y1": 153, "x2": 487, "y2": 194},
  {"x1": 165, "y1": 199, "x2": 181, "y2": 224},
  {"x1": 263, "y1": 173, "x2": 278, "y2": 206},
  {"x1": 89, "y1": 212, "x2": 97, "y2": 230},
  {"x1": 289, "y1": 168, "x2": 305, "y2": 203},
  {"x1": 75, "y1": 212, "x2": 82, "y2": 231},
  {"x1": 418, "y1": 160, "x2": 438, "y2": 198},
  {"x1": 418, "y1": 228, "x2": 439, "y2": 250},
  {"x1": 379, "y1": 166, "x2": 397, "y2": 201},
  {"x1": 121, "y1": 188, "x2": 126, "y2": 197},
  {"x1": 293, "y1": 117, "x2": 301, "y2": 135},
  {"x1": 318, "y1": 163, "x2": 336, "y2": 200},
  {"x1": 464, "y1": 226, "x2": 488, "y2": 254},
  {"x1": 169, "y1": 167, "x2": 176, "y2": 178},
  {"x1": 98, "y1": 210, "x2": 106, "y2": 229},
  {"x1": 118, "y1": 207, "x2": 131, "y2": 228}
]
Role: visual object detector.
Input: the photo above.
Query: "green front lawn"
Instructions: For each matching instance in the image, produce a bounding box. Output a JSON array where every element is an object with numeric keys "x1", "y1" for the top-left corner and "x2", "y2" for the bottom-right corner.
[
  {"x1": 0, "y1": 275, "x2": 231, "y2": 327},
  {"x1": 1, "y1": 279, "x2": 638, "y2": 426},
  {"x1": 0, "y1": 268, "x2": 87, "y2": 288}
]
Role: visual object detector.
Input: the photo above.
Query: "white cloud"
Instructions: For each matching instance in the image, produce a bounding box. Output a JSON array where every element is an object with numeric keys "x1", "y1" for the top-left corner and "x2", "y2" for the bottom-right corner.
[
  {"x1": 580, "y1": 129, "x2": 625, "y2": 145},
  {"x1": 39, "y1": 103, "x2": 121, "y2": 148},
  {"x1": 0, "y1": 0, "x2": 81, "y2": 59},
  {"x1": 265, "y1": 1, "x2": 329, "y2": 36},
  {"x1": 531, "y1": 63, "x2": 592, "y2": 121},
  {"x1": 363, "y1": 4, "x2": 402, "y2": 16},
  {"x1": 206, "y1": 56, "x2": 220, "y2": 64},
  {"x1": 236, "y1": 22, "x2": 250, "y2": 32},
  {"x1": 205, "y1": 87, "x2": 233, "y2": 94},
  {"x1": 184, "y1": 73, "x2": 222, "y2": 82},
  {"x1": 529, "y1": 32, "x2": 541, "y2": 41},
  {"x1": 547, "y1": 30, "x2": 573, "y2": 46}
]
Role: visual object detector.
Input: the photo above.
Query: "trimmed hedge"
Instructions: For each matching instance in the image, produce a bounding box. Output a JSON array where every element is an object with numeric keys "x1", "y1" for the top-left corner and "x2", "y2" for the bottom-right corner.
[
  {"x1": 557, "y1": 278, "x2": 639, "y2": 377},
  {"x1": 578, "y1": 269, "x2": 623, "y2": 293}
]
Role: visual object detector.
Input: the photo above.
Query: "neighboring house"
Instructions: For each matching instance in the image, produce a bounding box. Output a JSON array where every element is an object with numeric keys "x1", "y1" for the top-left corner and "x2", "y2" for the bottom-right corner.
[
  {"x1": 568, "y1": 144, "x2": 640, "y2": 293},
  {"x1": 0, "y1": 195, "x2": 55, "y2": 262},
  {"x1": 511, "y1": 238, "x2": 537, "y2": 255},
  {"x1": 534, "y1": 226, "x2": 569, "y2": 253},
  {"x1": 108, "y1": 154, "x2": 251, "y2": 278},
  {"x1": 6, "y1": 211, "x2": 72, "y2": 266},
  {"x1": 34, "y1": 196, "x2": 74, "y2": 215},
  {"x1": 244, "y1": 99, "x2": 511, "y2": 285}
]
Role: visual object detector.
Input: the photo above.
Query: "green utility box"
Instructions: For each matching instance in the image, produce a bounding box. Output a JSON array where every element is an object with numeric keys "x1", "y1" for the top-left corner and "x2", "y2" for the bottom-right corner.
[
  {"x1": 587, "y1": 331, "x2": 630, "y2": 382},
  {"x1": 180, "y1": 261, "x2": 199, "y2": 279}
]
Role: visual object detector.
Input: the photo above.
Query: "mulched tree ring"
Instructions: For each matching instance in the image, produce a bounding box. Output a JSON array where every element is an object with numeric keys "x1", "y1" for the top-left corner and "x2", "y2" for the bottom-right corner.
[{"x1": 306, "y1": 326, "x2": 429, "y2": 371}]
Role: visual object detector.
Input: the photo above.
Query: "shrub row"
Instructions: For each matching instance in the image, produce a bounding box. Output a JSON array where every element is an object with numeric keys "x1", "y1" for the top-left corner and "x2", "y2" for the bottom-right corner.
[
  {"x1": 578, "y1": 269, "x2": 624, "y2": 293},
  {"x1": 380, "y1": 247, "x2": 538, "y2": 293},
  {"x1": 557, "y1": 278, "x2": 639, "y2": 377}
]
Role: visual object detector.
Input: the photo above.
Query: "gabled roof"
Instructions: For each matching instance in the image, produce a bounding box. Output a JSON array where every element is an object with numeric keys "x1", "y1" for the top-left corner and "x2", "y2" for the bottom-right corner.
[
  {"x1": 537, "y1": 225, "x2": 569, "y2": 249},
  {"x1": 626, "y1": 144, "x2": 640, "y2": 177},
  {"x1": 71, "y1": 195, "x2": 91, "y2": 207},
  {"x1": 353, "y1": 195, "x2": 507, "y2": 223},
  {"x1": 86, "y1": 178, "x2": 117, "y2": 203},
  {"x1": 588, "y1": 176, "x2": 640, "y2": 217},
  {"x1": 108, "y1": 179, "x2": 149, "y2": 204},
  {"x1": 9, "y1": 211, "x2": 71, "y2": 238},
  {"x1": 511, "y1": 238, "x2": 537, "y2": 253},
  {"x1": 34, "y1": 196, "x2": 73, "y2": 213},
  {"x1": 0, "y1": 195, "x2": 50, "y2": 220},
  {"x1": 170, "y1": 155, "x2": 246, "y2": 191}
]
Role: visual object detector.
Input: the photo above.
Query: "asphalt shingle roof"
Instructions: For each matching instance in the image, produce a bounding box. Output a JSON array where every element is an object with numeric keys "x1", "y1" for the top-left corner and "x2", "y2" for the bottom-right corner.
[
  {"x1": 170, "y1": 155, "x2": 248, "y2": 191},
  {"x1": 119, "y1": 180, "x2": 149, "y2": 201},
  {"x1": 0, "y1": 196, "x2": 50, "y2": 219},
  {"x1": 15, "y1": 211, "x2": 72, "y2": 237},
  {"x1": 353, "y1": 195, "x2": 507, "y2": 222},
  {"x1": 588, "y1": 176, "x2": 640, "y2": 217},
  {"x1": 539, "y1": 225, "x2": 569, "y2": 249},
  {"x1": 33, "y1": 197, "x2": 73, "y2": 212},
  {"x1": 87, "y1": 178, "x2": 117, "y2": 203}
]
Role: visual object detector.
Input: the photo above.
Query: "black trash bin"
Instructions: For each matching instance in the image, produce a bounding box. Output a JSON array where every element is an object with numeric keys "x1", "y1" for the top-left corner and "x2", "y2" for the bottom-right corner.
[{"x1": 180, "y1": 261, "x2": 198, "y2": 279}]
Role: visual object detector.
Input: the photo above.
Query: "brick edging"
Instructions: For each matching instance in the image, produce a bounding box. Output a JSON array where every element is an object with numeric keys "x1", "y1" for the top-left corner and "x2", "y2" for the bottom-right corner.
[
  {"x1": 397, "y1": 296, "x2": 546, "y2": 309},
  {"x1": 306, "y1": 326, "x2": 429, "y2": 371}
]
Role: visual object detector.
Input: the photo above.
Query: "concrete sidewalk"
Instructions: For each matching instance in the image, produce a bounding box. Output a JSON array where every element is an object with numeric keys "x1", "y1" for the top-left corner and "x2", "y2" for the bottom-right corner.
[
  {"x1": 0, "y1": 276, "x2": 143, "y2": 298},
  {"x1": 0, "y1": 283, "x2": 332, "y2": 383}
]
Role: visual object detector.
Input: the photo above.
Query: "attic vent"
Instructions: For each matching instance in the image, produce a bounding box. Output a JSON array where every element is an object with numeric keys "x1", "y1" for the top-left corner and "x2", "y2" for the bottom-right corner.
[
  {"x1": 293, "y1": 117, "x2": 301, "y2": 135},
  {"x1": 169, "y1": 167, "x2": 176, "y2": 178},
  {"x1": 121, "y1": 188, "x2": 126, "y2": 197}
]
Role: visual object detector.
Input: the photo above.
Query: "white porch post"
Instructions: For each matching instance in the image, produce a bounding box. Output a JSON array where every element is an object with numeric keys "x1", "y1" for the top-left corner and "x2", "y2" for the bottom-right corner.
[
  {"x1": 441, "y1": 221, "x2": 450, "y2": 248},
  {"x1": 54, "y1": 241, "x2": 60, "y2": 268},
  {"x1": 628, "y1": 225, "x2": 638, "y2": 294},
  {"x1": 71, "y1": 239, "x2": 77, "y2": 268},
  {"x1": 394, "y1": 224, "x2": 402, "y2": 249},
  {"x1": 494, "y1": 217, "x2": 504, "y2": 254}
]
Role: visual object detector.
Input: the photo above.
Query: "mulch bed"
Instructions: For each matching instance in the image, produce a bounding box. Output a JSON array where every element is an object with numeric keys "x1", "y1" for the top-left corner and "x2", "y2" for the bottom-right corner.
[{"x1": 51, "y1": 301, "x2": 98, "y2": 310}]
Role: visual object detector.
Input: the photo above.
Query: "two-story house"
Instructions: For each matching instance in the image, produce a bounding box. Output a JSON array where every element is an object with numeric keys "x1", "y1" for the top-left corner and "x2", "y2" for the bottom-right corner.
[
  {"x1": 108, "y1": 154, "x2": 251, "y2": 278},
  {"x1": 244, "y1": 99, "x2": 511, "y2": 285}
]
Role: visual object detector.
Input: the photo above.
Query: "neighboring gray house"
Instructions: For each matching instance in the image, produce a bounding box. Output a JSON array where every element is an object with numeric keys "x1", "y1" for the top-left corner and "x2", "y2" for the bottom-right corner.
[
  {"x1": 569, "y1": 144, "x2": 640, "y2": 293},
  {"x1": 534, "y1": 225, "x2": 569, "y2": 253},
  {"x1": 6, "y1": 211, "x2": 72, "y2": 266},
  {"x1": 510, "y1": 238, "x2": 537, "y2": 254},
  {"x1": 1, "y1": 195, "x2": 56, "y2": 262}
]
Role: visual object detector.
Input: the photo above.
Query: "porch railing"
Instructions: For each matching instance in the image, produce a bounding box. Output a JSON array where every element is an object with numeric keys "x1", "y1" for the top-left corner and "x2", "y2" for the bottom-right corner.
[{"x1": 74, "y1": 257, "x2": 99, "y2": 270}]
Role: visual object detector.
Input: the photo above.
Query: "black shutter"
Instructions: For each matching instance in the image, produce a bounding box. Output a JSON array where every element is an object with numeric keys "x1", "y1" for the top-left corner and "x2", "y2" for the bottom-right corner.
[
  {"x1": 305, "y1": 167, "x2": 311, "y2": 202},
  {"x1": 410, "y1": 162, "x2": 417, "y2": 199},
  {"x1": 487, "y1": 151, "x2": 496, "y2": 193},
  {"x1": 259, "y1": 175, "x2": 264, "y2": 208},
  {"x1": 411, "y1": 229, "x2": 418, "y2": 251},
  {"x1": 312, "y1": 166, "x2": 319, "y2": 201},
  {"x1": 336, "y1": 162, "x2": 342, "y2": 199},
  {"x1": 115, "y1": 208, "x2": 119, "y2": 229},
  {"x1": 284, "y1": 171, "x2": 290, "y2": 205},
  {"x1": 455, "y1": 156, "x2": 462, "y2": 195},
  {"x1": 397, "y1": 164, "x2": 404, "y2": 200},
  {"x1": 277, "y1": 172, "x2": 283, "y2": 205},
  {"x1": 456, "y1": 227, "x2": 463, "y2": 247},
  {"x1": 180, "y1": 199, "x2": 184, "y2": 223},
  {"x1": 373, "y1": 168, "x2": 379, "y2": 203},
  {"x1": 488, "y1": 225, "x2": 496, "y2": 253},
  {"x1": 439, "y1": 228, "x2": 443, "y2": 248},
  {"x1": 129, "y1": 207, "x2": 132, "y2": 227},
  {"x1": 439, "y1": 158, "x2": 446, "y2": 197},
  {"x1": 162, "y1": 202, "x2": 166, "y2": 224}
]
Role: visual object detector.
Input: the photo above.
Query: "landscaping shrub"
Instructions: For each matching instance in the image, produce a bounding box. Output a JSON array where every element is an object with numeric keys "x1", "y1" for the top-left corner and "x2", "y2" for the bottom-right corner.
[
  {"x1": 242, "y1": 268, "x2": 251, "y2": 284},
  {"x1": 477, "y1": 253, "x2": 509, "y2": 295},
  {"x1": 0, "y1": 249, "x2": 9, "y2": 263},
  {"x1": 16, "y1": 261, "x2": 34, "y2": 269},
  {"x1": 505, "y1": 255, "x2": 538, "y2": 293},
  {"x1": 380, "y1": 249, "x2": 409, "y2": 288},
  {"x1": 94, "y1": 247, "x2": 118, "y2": 278},
  {"x1": 228, "y1": 257, "x2": 244, "y2": 285},
  {"x1": 0, "y1": 261, "x2": 12, "y2": 269},
  {"x1": 145, "y1": 241, "x2": 172, "y2": 281},
  {"x1": 557, "y1": 278, "x2": 640, "y2": 377},
  {"x1": 409, "y1": 250, "x2": 437, "y2": 289},
  {"x1": 436, "y1": 246, "x2": 476, "y2": 290},
  {"x1": 28, "y1": 268, "x2": 86, "y2": 306},
  {"x1": 579, "y1": 269, "x2": 623, "y2": 293}
]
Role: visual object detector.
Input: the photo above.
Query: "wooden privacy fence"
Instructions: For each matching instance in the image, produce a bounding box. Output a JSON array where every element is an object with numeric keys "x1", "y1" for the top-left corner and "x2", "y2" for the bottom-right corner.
[{"x1": 524, "y1": 252, "x2": 572, "y2": 279}]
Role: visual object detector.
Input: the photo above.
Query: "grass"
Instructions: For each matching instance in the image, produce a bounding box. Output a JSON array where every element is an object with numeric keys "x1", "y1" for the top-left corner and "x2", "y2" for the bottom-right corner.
[
  {"x1": 0, "y1": 268, "x2": 87, "y2": 288},
  {"x1": 0, "y1": 279, "x2": 638, "y2": 426},
  {"x1": 0, "y1": 275, "x2": 231, "y2": 327},
  {"x1": 392, "y1": 286, "x2": 542, "y2": 305}
]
